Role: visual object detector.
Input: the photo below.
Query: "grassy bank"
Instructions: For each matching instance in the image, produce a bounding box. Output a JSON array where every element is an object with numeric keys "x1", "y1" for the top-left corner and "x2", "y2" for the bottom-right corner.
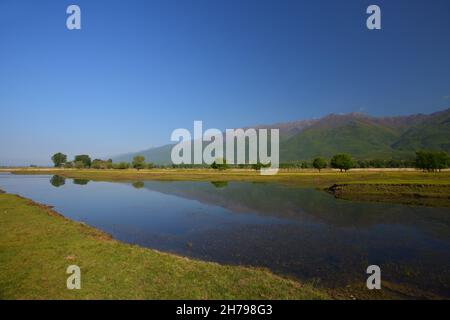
[
  {"x1": 0, "y1": 191, "x2": 326, "y2": 299},
  {"x1": 327, "y1": 183, "x2": 450, "y2": 207}
]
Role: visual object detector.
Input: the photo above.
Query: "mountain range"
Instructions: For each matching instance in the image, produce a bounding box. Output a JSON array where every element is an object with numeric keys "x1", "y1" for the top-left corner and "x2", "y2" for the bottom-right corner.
[{"x1": 113, "y1": 108, "x2": 450, "y2": 164}]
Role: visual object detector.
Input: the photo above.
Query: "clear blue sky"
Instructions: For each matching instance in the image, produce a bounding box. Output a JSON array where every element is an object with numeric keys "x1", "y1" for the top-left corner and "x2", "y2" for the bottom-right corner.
[{"x1": 1, "y1": 0, "x2": 450, "y2": 165}]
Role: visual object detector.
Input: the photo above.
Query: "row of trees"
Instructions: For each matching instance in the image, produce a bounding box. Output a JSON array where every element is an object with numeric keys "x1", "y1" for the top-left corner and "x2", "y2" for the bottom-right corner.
[
  {"x1": 52, "y1": 150, "x2": 449, "y2": 172},
  {"x1": 51, "y1": 153, "x2": 153, "y2": 170},
  {"x1": 309, "y1": 151, "x2": 449, "y2": 172},
  {"x1": 415, "y1": 151, "x2": 449, "y2": 172},
  {"x1": 312, "y1": 154, "x2": 353, "y2": 172}
]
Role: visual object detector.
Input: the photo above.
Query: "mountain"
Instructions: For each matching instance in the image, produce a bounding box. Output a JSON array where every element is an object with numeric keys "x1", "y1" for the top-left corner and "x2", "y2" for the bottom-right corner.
[
  {"x1": 113, "y1": 108, "x2": 450, "y2": 164},
  {"x1": 391, "y1": 109, "x2": 450, "y2": 153},
  {"x1": 113, "y1": 144, "x2": 174, "y2": 164}
]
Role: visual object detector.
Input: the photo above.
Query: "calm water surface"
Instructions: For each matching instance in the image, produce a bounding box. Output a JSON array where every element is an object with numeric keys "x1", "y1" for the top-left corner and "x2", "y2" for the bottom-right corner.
[{"x1": 1, "y1": 173, "x2": 449, "y2": 296}]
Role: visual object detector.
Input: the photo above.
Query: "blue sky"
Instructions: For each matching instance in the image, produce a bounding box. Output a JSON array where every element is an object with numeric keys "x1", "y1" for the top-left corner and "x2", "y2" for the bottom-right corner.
[{"x1": 1, "y1": 0, "x2": 450, "y2": 165}]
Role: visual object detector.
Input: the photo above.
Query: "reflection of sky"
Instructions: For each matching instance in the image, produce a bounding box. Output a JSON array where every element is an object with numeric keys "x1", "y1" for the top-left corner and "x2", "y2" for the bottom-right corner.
[{"x1": 1, "y1": 174, "x2": 449, "y2": 296}]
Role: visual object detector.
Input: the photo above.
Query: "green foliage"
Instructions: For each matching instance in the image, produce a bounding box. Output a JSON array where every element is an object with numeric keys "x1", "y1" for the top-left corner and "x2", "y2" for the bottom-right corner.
[
  {"x1": 91, "y1": 159, "x2": 113, "y2": 169},
  {"x1": 356, "y1": 159, "x2": 415, "y2": 168},
  {"x1": 415, "y1": 151, "x2": 449, "y2": 172},
  {"x1": 211, "y1": 158, "x2": 229, "y2": 170},
  {"x1": 251, "y1": 162, "x2": 270, "y2": 171},
  {"x1": 51, "y1": 152, "x2": 67, "y2": 167},
  {"x1": 132, "y1": 155, "x2": 146, "y2": 170},
  {"x1": 74, "y1": 161, "x2": 85, "y2": 169},
  {"x1": 330, "y1": 154, "x2": 354, "y2": 172},
  {"x1": 112, "y1": 162, "x2": 130, "y2": 169},
  {"x1": 300, "y1": 161, "x2": 309, "y2": 169},
  {"x1": 64, "y1": 162, "x2": 74, "y2": 168},
  {"x1": 312, "y1": 157, "x2": 327, "y2": 172},
  {"x1": 74, "y1": 155, "x2": 91, "y2": 168}
]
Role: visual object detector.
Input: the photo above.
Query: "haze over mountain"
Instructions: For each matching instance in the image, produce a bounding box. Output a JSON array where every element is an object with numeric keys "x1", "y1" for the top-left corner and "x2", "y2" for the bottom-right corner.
[{"x1": 113, "y1": 108, "x2": 450, "y2": 164}]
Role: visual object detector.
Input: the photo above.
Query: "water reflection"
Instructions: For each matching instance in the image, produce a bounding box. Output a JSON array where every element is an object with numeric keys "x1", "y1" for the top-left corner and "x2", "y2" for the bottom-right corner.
[
  {"x1": 132, "y1": 181, "x2": 144, "y2": 189},
  {"x1": 50, "y1": 175, "x2": 65, "y2": 187},
  {"x1": 210, "y1": 181, "x2": 228, "y2": 188},
  {"x1": 73, "y1": 179, "x2": 90, "y2": 185},
  {"x1": 0, "y1": 174, "x2": 449, "y2": 297}
]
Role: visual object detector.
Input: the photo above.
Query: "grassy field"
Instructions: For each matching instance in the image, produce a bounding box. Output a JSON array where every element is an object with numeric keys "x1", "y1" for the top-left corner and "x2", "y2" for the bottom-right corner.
[
  {"x1": 328, "y1": 183, "x2": 450, "y2": 207},
  {"x1": 0, "y1": 191, "x2": 327, "y2": 299}
]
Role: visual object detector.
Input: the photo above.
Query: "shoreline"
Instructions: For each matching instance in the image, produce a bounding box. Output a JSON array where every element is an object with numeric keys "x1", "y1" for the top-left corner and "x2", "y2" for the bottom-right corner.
[
  {"x1": 0, "y1": 188, "x2": 446, "y2": 299},
  {"x1": 0, "y1": 189, "x2": 328, "y2": 300}
]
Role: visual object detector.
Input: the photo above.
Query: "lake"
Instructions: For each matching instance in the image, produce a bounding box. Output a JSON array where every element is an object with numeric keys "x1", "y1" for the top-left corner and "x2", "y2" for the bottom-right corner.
[{"x1": 1, "y1": 173, "x2": 449, "y2": 297}]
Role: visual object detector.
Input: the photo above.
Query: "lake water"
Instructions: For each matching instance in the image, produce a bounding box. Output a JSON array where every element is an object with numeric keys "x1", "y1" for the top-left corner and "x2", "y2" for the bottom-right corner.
[{"x1": 1, "y1": 173, "x2": 449, "y2": 297}]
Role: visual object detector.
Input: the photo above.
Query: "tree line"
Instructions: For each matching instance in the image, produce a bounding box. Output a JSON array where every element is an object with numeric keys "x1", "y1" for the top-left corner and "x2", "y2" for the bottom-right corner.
[
  {"x1": 307, "y1": 151, "x2": 449, "y2": 172},
  {"x1": 51, "y1": 153, "x2": 153, "y2": 170},
  {"x1": 52, "y1": 150, "x2": 449, "y2": 172}
]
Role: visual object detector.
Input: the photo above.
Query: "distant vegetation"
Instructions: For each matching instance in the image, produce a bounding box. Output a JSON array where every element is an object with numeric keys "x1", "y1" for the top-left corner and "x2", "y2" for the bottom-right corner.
[
  {"x1": 415, "y1": 151, "x2": 449, "y2": 172},
  {"x1": 51, "y1": 153, "x2": 153, "y2": 170},
  {"x1": 49, "y1": 150, "x2": 449, "y2": 172}
]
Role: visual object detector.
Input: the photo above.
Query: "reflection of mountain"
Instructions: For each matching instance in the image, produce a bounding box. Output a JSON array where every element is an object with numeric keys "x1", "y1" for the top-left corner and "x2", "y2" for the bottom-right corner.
[
  {"x1": 138, "y1": 181, "x2": 450, "y2": 236},
  {"x1": 114, "y1": 108, "x2": 450, "y2": 163}
]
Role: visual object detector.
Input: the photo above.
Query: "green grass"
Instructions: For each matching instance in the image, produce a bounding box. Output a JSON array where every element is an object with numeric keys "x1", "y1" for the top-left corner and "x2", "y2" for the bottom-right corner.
[
  {"x1": 328, "y1": 183, "x2": 450, "y2": 207},
  {"x1": 0, "y1": 192, "x2": 327, "y2": 299}
]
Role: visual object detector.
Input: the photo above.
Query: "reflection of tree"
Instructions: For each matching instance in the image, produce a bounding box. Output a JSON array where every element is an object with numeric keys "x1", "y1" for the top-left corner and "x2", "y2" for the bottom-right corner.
[
  {"x1": 73, "y1": 179, "x2": 90, "y2": 185},
  {"x1": 210, "y1": 181, "x2": 228, "y2": 189},
  {"x1": 132, "y1": 181, "x2": 144, "y2": 189},
  {"x1": 50, "y1": 175, "x2": 65, "y2": 187}
]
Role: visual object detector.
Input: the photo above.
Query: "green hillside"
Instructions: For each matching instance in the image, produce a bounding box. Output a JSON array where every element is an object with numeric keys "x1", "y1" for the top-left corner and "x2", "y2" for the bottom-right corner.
[
  {"x1": 279, "y1": 115, "x2": 404, "y2": 161},
  {"x1": 114, "y1": 144, "x2": 174, "y2": 164},
  {"x1": 113, "y1": 108, "x2": 450, "y2": 164},
  {"x1": 392, "y1": 109, "x2": 450, "y2": 153}
]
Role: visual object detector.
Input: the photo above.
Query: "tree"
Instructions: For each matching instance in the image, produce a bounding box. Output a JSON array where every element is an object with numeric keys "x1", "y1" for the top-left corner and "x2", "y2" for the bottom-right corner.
[
  {"x1": 74, "y1": 155, "x2": 91, "y2": 168},
  {"x1": 435, "y1": 151, "x2": 449, "y2": 172},
  {"x1": 330, "y1": 154, "x2": 353, "y2": 172},
  {"x1": 51, "y1": 153, "x2": 67, "y2": 167},
  {"x1": 64, "y1": 161, "x2": 74, "y2": 168},
  {"x1": 211, "y1": 158, "x2": 228, "y2": 170},
  {"x1": 74, "y1": 161, "x2": 85, "y2": 169},
  {"x1": 112, "y1": 162, "x2": 130, "y2": 169},
  {"x1": 132, "y1": 155, "x2": 146, "y2": 170},
  {"x1": 91, "y1": 159, "x2": 113, "y2": 169},
  {"x1": 251, "y1": 162, "x2": 270, "y2": 171},
  {"x1": 415, "y1": 151, "x2": 449, "y2": 172},
  {"x1": 312, "y1": 157, "x2": 327, "y2": 172}
]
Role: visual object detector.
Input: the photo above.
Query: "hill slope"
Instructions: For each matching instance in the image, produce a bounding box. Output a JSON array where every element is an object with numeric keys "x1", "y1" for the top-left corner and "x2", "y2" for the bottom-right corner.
[
  {"x1": 392, "y1": 109, "x2": 450, "y2": 153},
  {"x1": 113, "y1": 108, "x2": 450, "y2": 164}
]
